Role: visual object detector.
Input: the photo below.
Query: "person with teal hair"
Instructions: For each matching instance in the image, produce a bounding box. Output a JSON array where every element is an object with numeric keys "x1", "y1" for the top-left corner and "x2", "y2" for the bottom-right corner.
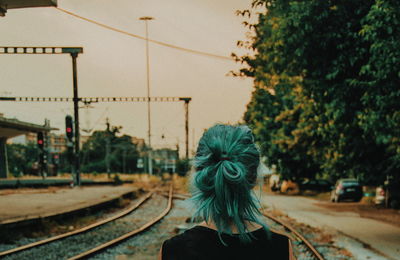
[{"x1": 160, "y1": 124, "x2": 293, "y2": 260}]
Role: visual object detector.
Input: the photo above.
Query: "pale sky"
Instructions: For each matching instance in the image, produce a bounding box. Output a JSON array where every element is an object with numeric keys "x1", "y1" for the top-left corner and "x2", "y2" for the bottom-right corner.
[{"x1": 0, "y1": 0, "x2": 255, "y2": 155}]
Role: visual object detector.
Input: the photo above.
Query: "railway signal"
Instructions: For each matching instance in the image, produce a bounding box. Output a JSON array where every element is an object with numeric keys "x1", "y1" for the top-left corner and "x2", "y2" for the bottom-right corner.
[
  {"x1": 37, "y1": 132, "x2": 46, "y2": 178},
  {"x1": 37, "y1": 132, "x2": 44, "y2": 150},
  {"x1": 65, "y1": 115, "x2": 74, "y2": 142},
  {"x1": 65, "y1": 115, "x2": 75, "y2": 173}
]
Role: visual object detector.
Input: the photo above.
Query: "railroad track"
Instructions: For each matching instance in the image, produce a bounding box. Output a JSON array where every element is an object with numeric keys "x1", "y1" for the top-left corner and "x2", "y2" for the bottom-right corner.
[
  {"x1": 262, "y1": 212, "x2": 325, "y2": 260},
  {"x1": 144, "y1": 191, "x2": 323, "y2": 260},
  {"x1": 0, "y1": 184, "x2": 173, "y2": 260}
]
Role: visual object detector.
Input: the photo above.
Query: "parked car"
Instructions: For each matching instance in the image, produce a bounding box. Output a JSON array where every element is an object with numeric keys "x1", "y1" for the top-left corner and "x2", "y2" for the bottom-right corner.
[
  {"x1": 299, "y1": 179, "x2": 333, "y2": 192},
  {"x1": 375, "y1": 180, "x2": 400, "y2": 209},
  {"x1": 331, "y1": 178, "x2": 363, "y2": 202},
  {"x1": 280, "y1": 180, "x2": 299, "y2": 194}
]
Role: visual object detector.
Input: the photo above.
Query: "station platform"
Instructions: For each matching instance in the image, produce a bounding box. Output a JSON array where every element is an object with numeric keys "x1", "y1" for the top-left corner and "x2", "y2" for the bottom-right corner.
[
  {"x1": 0, "y1": 185, "x2": 139, "y2": 226},
  {"x1": 0, "y1": 178, "x2": 132, "y2": 189}
]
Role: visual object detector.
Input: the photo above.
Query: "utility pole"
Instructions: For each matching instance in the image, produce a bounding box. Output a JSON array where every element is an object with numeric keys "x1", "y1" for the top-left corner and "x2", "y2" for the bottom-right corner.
[
  {"x1": 139, "y1": 16, "x2": 155, "y2": 175},
  {"x1": 106, "y1": 117, "x2": 111, "y2": 179},
  {"x1": 180, "y1": 98, "x2": 191, "y2": 159},
  {"x1": 71, "y1": 51, "x2": 82, "y2": 186}
]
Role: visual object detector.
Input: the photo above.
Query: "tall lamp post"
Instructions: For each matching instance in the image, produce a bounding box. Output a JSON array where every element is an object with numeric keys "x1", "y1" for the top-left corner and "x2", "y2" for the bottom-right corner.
[{"x1": 139, "y1": 16, "x2": 154, "y2": 175}]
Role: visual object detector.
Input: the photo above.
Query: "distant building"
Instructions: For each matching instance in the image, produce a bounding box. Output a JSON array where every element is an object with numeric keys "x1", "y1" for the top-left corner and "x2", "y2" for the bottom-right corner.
[
  {"x1": 48, "y1": 133, "x2": 67, "y2": 153},
  {"x1": 9, "y1": 132, "x2": 90, "y2": 153},
  {"x1": 8, "y1": 132, "x2": 36, "y2": 145},
  {"x1": 152, "y1": 148, "x2": 179, "y2": 173},
  {"x1": 131, "y1": 137, "x2": 146, "y2": 151}
]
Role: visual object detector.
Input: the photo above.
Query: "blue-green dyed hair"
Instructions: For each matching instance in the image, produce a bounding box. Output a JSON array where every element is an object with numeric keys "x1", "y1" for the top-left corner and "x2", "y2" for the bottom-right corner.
[{"x1": 190, "y1": 124, "x2": 267, "y2": 243}]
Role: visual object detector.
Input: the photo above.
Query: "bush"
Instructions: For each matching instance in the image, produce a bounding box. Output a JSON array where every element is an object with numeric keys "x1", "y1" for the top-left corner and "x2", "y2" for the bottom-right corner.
[{"x1": 176, "y1": 159, "x2": 191, "y2": 177}]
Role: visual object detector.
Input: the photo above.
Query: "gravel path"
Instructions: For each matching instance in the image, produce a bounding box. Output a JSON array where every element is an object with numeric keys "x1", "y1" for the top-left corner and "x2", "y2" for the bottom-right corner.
[
  {"x1": 2, "y1": 194, "x2": 167, "y2": 260},
  {"x1": 263, "y1": 214, "x2": 351, "y2": 260}
]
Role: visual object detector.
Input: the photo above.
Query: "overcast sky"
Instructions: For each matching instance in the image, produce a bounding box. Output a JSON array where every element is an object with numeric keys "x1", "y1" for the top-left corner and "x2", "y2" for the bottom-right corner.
[{"x1": 0, "y1": 0, "x2": 255, "y2": 155}]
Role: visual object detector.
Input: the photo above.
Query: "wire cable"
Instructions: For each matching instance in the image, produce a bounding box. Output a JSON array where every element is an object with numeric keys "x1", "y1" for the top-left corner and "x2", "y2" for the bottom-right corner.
[{"x1": 54, "y1": 7, "x2": 233, "y2": 61}]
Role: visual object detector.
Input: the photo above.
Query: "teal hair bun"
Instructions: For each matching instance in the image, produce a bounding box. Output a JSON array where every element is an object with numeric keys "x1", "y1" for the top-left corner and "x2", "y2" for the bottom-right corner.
[{"x1": 191, "y1": 124, "x2": 266, "y2": 244}]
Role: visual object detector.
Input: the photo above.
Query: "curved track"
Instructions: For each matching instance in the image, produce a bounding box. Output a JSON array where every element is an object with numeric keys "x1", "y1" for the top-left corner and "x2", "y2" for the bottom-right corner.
[
  {"x1": 68, "y1": 183, "x2": 173, "y2": 259},
  {"x1": 0, "y1": 184, "x2": 173, "y2": 259},
  {"x1": 263, "y1": 212, "x2": 325, "y2": 260},
  {"x1": 0, "y1": 191, "x2": 153, "y2": 258}
]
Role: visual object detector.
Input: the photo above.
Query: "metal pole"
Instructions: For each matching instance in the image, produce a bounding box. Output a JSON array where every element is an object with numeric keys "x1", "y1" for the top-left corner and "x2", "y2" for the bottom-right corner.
[
  {"x1": 144, "y1": 20, "x2": 151, "y2": 150},
  {"x1": 140, "y1": 16, "x2": 154, "y2": 175},
  {"x1": 184, "y1": 100, "x2": 189, "y2": 159},
  {"x1": 71, "y1": 53, "x2": 81, "y2": 186},
  {"x1": 106, "y1": 118, "x2": 111, "y2": 178},
  {"x1": 106, "y1": 136, "x2": 111, "y2": 178}
]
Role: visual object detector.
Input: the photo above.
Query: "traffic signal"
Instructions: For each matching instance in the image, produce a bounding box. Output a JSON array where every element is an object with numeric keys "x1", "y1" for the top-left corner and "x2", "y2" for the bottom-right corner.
[
  {"x1": 37, "y1": 132, "x2": 44, "y2": 150},
  {"x1": 65, "y1": 115, "x2": 74, "y2": 142}
]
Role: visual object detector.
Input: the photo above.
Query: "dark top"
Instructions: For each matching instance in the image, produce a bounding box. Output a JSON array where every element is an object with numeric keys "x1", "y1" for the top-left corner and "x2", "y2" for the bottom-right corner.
[{"x1": 162, "y1": 226, "x2": 290, "y2": 260}]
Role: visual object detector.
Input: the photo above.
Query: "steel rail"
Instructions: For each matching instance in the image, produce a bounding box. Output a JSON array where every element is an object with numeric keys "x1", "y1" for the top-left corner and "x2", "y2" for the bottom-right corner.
[
  {"x1": 0, "y1": 191, "x2": 153, "y2": 257},
  {"x1": 158, "y1": 191, "x2": 189, "y2": 200},
  {"x1": 262, "y1": 212, "x2": 325, "y2": 260},
  {"x1": 68, "y1": 183, "x2": 174, "y2": 260}
]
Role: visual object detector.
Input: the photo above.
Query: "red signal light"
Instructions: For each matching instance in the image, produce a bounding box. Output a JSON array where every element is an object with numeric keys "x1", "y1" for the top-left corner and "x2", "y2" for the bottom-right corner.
[
  {"x1": 65, "y1": 115, "x2": 74, "y2": 142},
  {"x1": 37, "y1": 132, "x2": 44, "y2": 149}
]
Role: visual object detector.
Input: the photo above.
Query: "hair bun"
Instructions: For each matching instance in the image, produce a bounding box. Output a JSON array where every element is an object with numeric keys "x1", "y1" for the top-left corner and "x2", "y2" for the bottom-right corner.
[
  {"x1": 191, "y1": 124, "x2": 263, "y2": 244},
  {"x1": 218, "y1": 161, "x2": 245, "y2": 183}
]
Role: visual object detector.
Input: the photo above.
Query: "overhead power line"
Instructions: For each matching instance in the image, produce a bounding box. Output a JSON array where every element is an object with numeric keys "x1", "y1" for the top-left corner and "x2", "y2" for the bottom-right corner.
[
  {"x1": 54, "y1": 7, "x2": 233, "y2": 61},
  {"x1": 0, "y1": 96, "x2": 191, "y2": 102}
]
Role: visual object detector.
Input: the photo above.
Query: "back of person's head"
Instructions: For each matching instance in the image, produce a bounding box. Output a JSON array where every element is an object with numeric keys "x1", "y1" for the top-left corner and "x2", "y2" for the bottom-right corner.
[{"x1": 191, "y1": 124, "x2": 265, "y2": 243}]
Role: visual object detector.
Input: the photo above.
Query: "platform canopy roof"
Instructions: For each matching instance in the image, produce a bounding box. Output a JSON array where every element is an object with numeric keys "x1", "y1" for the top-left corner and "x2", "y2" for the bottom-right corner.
[
  {"x1": 0, "y1": 115, "x2": 58, "y2": 138},
  {"x1": 0, "y1": 0, "x2": 57, "y2": 16}
]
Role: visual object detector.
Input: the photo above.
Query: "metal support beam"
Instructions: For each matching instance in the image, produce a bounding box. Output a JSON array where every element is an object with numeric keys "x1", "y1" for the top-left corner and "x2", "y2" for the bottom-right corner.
[
  {"x1": 0, "y1": 94, "x2": 193, "y2": 170},
  {"x1": 71, "y1": 52, "x2": 81, "y2": 186},
  {"x1": 0, "y1": 46, "x2": 83, "y2": 182},
  {"x1": 0, "y1": 46, "x2": 82, "y2": 54},
  {"x1": 0, "y1": 96, "x2": 189, "y2": 102}
]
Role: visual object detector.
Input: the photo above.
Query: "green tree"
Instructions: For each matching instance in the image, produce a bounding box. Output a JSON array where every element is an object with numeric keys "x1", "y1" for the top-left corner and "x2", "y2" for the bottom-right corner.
[
  {"x1": 176, "y1": 158, "x2": 191, "y2": 177},
  {"x1": 358, "y1": 0, "x2": 400, "y2": 179},
  {"x1": 80, "y1": 127, "x2": 140, "y2": 174},
  {"x1": 6, "y1": 143, "x2": 39, "y2": 176},
  {"x1": 238, "y1": 0, "x2": 400, "y2": 183}
]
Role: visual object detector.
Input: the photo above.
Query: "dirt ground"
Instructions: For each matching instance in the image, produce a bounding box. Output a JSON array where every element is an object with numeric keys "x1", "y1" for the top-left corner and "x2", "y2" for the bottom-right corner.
[
  {"x1": 266, "y1": 187, "x2": 400, "y2": 229},
  {"x1": 315, "y1": 200, "x2": 400, "y2": 228}
]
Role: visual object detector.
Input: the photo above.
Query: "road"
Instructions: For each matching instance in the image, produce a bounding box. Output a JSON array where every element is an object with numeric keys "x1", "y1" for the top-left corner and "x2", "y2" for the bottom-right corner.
[{"x1": 261, "y1": 193, "x2": 400, "y2": 260}]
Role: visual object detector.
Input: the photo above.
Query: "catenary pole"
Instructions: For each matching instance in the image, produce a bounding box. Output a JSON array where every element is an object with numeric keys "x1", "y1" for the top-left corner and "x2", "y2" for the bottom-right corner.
[
  {"x1": 139, "y1": 16, "x2": 154, "y2": 175},
  {"x1": 71, "y1": 52, "x2": 81, "y2": 186}
]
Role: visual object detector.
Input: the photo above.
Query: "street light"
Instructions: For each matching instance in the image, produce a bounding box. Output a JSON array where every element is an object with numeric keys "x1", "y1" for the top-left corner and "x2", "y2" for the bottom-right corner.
[{"x1": 139, "y1": 16, "x2": 154, "y2": 175}]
